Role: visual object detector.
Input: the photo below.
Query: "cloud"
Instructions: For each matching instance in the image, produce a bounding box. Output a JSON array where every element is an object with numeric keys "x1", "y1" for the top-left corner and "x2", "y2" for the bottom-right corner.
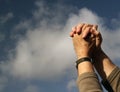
[
  {"x1": 23, "y1": 85, "x2": 40, "y2": 92},
  {"x1": 1, "y1": 1, "x2": 120, "y2": 82},
  {"x1": 8, "y1": 28, "x2": 74, "y2": 80},
  {"x1": 101, "y1": 27, "x2": 120, "y2": 61},
  {"x1": 67, "y1": 79, "x2": 76, "y2": 91},
  {"x1": 0, "y1": 75, "x2": 8, "y2": 91},
  {"x1": 0, "y1": 12, "x2": 13, "y2": 24},
  {"x1": 2, "y1": 1, "x2": 76, "y2": 80}
]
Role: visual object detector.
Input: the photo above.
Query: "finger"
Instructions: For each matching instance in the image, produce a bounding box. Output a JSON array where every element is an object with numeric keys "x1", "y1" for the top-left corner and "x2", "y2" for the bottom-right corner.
[
  {"x1": 90, "y1": 25, "x2": 99, "y2": 36},
  {"x1": 70, "y1": 26, "x2": 77, "y2": 37},
  {"x1": 82, "y1": 27, "x2": 91, "y2": 38},
  {"x1": 69, "y1": 31, "x2": 74, "y2": 37},
  {"x1": 82, "y1": 24, "x2": 93, "y2": 38},
  {"x1": 72, "y1": 26, "x2": 77, "y2": 34},
  {"x1": 76, "y1": 24, "x2": 85, "y2": 33},
  {"x1": 92, "y1": 30, "x2": 100, "y2": 36},
  {"x1": 95, "y1": 25, "x2": 98, "y2": 30},
  {"x1": 92, "y1": 25, "x2": 98, "y2": 30},
  {"x1": 82, "y1": 24, "x2": 93, "y2": 31}
]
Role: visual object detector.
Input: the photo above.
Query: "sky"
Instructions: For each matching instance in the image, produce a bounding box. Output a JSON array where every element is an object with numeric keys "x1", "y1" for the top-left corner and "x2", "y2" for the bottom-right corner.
[{"x1": 0, "y1": 0, "x2": 120, "y2": 92}]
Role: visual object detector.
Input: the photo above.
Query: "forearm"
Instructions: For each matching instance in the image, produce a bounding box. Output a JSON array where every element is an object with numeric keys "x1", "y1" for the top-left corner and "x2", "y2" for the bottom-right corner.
[
  {"x1": 77, "y1": 72, "x2": 103, "y2": 92},
  {"x1": 93, "y1": 49, "x2": 116, "y2": 80},
  {"x1": 102, "y1": 67, "x2": 120, "y2": 92},
  {"x1": 77, "y1": 57, "x2": 103, "y2": 92}
]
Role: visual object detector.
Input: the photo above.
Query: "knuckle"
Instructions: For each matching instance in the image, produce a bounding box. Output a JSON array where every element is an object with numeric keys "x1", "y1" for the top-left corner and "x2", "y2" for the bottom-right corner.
[{"x1": 72, "y1": 26, "x2": 76, "y2": 30}]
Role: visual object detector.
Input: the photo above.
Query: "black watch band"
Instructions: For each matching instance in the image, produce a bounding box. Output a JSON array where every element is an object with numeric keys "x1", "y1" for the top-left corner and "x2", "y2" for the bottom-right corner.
[{"x1": 76, "y1": 57, "x2": 93, "y2": 69}]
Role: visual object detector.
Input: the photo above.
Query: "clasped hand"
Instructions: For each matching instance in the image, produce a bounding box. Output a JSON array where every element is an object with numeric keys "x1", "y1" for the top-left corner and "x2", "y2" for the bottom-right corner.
[{"x1": 70, "y1": 24, "x2": 102, "y2": 59}]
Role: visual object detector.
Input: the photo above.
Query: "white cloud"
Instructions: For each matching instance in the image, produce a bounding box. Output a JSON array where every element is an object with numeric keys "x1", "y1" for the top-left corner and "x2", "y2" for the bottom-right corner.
[
  {"x1": 9, "y1": 25, "x2": 75, "y2": 80},
  {"x1": 2, "y1": 1, "x2": 76, "y2": 80},
  {"x1": 101, "y1": 28, "x2": 120, "y2": 61},
  {"x1": 1, "y1": 1, "x2": 120, "y2": 82},
  {"x1": 0, "y1": 12, "x2": 13, "y2": 24}
]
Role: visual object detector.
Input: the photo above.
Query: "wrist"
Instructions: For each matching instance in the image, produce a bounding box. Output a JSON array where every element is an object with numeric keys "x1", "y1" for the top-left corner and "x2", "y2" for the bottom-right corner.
[
  {"x1": 77, "y1": 61, "x2": 94, "y2": 75},
  {"x1": 77, "y1": 54, "x2": 90, "y2": 60},
  {"x1": 76, "y1": 57, "x2": 93, "y2": 69},
  {"x1": 92, "y1": 47, "x2": 103, "y2": 59},
  {"x1": 93, "y1": 48, "x2": 116, "y2": 79}
]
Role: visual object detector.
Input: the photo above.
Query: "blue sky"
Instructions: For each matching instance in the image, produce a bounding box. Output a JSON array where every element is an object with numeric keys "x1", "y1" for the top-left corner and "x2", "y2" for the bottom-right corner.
[{"x1": 0, "y1": 0, "x2": 120, "y2": 92}]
